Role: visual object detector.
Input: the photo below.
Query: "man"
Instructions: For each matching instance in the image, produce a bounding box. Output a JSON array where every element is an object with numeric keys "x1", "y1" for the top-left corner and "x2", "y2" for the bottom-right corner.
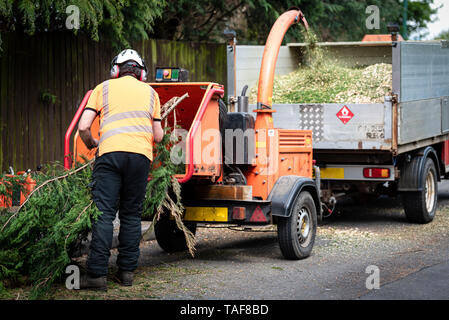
[{"x1": 77, "y1": 49, "x2": 164, "y2": 290}]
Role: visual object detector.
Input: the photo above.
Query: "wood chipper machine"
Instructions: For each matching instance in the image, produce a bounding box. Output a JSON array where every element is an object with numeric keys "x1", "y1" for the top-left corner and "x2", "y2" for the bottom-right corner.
[{"x1": 64, "y1": 9, "x2": 321, "y2": 260}]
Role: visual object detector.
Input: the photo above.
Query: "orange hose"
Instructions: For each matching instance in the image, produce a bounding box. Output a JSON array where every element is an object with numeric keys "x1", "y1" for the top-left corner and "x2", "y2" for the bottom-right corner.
[{"x1": 257, "y1": 9, "x2": 308, "y2": 109}]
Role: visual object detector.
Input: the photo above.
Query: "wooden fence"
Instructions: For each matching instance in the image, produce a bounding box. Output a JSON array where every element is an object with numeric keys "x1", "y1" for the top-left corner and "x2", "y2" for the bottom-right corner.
[{"x1": 0, "y1": 32, "x2": 227, "y2": 172}]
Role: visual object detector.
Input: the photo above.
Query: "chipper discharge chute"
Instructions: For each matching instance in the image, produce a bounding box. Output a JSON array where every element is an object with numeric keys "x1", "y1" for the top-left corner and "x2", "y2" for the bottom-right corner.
[{"x1": 65, "y1": 9, "x2": 321, "y2": 260}]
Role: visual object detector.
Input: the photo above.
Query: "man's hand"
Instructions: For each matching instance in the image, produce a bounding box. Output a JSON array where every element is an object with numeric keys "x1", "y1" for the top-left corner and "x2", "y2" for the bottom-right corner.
[
  {"x1": 153, "y1": 120, "x2": 164, "y2": 143},
  {"x1": 91, "y1": 138, "x2": 99, "y2": 149}
]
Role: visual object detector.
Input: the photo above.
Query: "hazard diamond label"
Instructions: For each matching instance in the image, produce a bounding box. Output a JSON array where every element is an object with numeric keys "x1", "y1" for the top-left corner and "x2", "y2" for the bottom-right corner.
[{"x1": 336, "y1": 105, "x2": 354, "y2": 125}]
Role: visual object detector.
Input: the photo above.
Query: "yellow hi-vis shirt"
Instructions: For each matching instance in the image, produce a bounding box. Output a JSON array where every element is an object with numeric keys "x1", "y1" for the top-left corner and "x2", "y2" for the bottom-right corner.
[{"x1": 84, "y1": 75, "x2": 161, "y2": 161}]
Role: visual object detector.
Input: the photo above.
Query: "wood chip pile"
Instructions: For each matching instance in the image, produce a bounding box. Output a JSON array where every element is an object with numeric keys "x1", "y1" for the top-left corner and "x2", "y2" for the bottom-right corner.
[{"x1": 249, "y1": 59, "x2": 392, "y2": 105}]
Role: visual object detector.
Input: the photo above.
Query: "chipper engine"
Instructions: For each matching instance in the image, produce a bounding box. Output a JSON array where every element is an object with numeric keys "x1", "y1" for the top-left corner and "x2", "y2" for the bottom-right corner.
[{"x1": 65, "y1": 9, "x2": 321, "y2": 260}]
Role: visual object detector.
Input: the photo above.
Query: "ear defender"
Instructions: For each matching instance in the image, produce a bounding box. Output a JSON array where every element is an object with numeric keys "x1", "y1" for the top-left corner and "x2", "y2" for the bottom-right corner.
[
  {"x1": 110, "y1": 55, "x2": 119, "y2": 79},
  {"x1": 110, "y1": 64, "x2": 120, "y2": 78},
  {"x1": 110, "y1": 52, "x2": 147, "y2": 80},
  {"x1": 140, "y1": 69, "x2": 147, "y2": 82},
  {"x1": 139, "y1": 58, "x2": 148, "y2": 81}
]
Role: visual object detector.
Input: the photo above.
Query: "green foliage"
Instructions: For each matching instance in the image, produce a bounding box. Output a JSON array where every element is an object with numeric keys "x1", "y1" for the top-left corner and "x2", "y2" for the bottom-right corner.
[
  {"x1": 0, "y1": 0, "x2": 166, "y2": 48},
  {"x1": 0, "y1": 172, "x2": 26, "y2": 205},
  {"x1": 0, "y1": 0, "x2": 438, "y2": 46},
  {"x1": 143, "y1": 128, "x2": 195, "y2": 256},
  {"x1": 40, "y1": 91, "x2": 58, "y2": 105},
  {"x1": 149, "y1": 0, "x2": 437, "y2": 44},
  {"x1": 0, "y1": 129, "x2": 188, "y2": 299},
  {"x1": 150, "y1": 0, "x2": 254, "y2": 42},
  {"x1": 405, "y1": 0, "x2": 439, "y2": 39},
  {"x1": 0, "y1": 162, "x2": 101, "y2": 299},
  {"x1": 144, "y1": 132, "x2": 175, "y2": 219},
  {"x1": 435, "y1": 29, "x2": 449, "y2": 41},
  {"x1": 240, "y1": 0, "x2": 438, "y2": 43}
]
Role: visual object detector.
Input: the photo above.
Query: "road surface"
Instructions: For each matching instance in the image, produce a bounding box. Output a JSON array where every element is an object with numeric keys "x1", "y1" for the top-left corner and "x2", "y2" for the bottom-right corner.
[{"x1": 62, "y1": 182, "x2": 449, "y2": 300}]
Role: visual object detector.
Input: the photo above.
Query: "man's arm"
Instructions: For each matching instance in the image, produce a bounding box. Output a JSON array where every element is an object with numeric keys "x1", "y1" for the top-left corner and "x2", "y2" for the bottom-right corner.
[
  {"x1": 78, "y1": 109, "x2": 99, "y2": 149},
  {"x1": 152, "y1": 91, "x2": 164, "y2": 143},
  {"x1": 153, "y1": 120, "x2": 163, "y2": 143}
]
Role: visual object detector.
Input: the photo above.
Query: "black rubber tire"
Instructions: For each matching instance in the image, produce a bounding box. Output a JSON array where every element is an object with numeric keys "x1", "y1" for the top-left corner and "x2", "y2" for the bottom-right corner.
[
  {"x1": 154, "y1": 218, "x2": 197, "y2": 253},
  {"x1": 218, "y1": 99, "x2": 228, "y2": 139},
  {"x1": 277, "y1": 191, "x2": 317, "y2": 260},
  {"x1": 402, "y1": 158, "x2": 438, "y2": 224}
]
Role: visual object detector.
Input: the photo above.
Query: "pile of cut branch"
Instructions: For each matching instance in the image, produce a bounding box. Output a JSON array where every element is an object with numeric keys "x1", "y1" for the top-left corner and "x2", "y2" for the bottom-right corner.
[{"x1": 0, "y1": 94, "x2": 192, "y2": 299}]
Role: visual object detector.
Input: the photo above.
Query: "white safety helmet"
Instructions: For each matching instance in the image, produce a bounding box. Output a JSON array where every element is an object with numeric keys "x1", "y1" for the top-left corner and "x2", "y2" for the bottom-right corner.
[{"x1": 110, "y1": 49, "x2": 147, "y2": 81}]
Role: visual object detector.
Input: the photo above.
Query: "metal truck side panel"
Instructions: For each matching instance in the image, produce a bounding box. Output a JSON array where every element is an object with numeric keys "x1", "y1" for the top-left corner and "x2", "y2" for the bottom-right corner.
[
  {"x1": 399, "y1": 98, "x2": 443, "y2": 145},
  {"x1": 399, "y1": 42, "x2": 449, "y2": 103},
  {"x1": 441, "y1": 97, "x2": 449, "y2": 134},
  {"x1": 259, "y1": 103, "x2": 392, "y2": 151}
]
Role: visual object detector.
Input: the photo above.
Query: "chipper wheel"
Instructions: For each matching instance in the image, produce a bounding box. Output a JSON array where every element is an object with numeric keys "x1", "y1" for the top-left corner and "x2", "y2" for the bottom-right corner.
[
  {"x1": 154, "y1": 216, "x2": 197, "y2": 253},
  {"x1": 277, "y1": 191, "x2": 317, "y2": 260}
]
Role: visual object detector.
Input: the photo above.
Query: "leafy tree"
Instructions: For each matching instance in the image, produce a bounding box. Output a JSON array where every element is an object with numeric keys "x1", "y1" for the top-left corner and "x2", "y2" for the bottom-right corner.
[
  {"x1": 435, "y1": 29, "x2": 449, "y2": 40},
  {"x1": 150, "y1": 0, "x2": 260, "y2": 42},
  {"x1": 0, "y1": 0, "x2": 440, "y2": 46},
  {"x1": 243, "y1": 0, "x2": 438, "y2": 43},
  {"x1": 0, "y1": 0, "x2": 166, "y2": 48},
  {"x1": 406, "y1": 0, "x2": 439, "y2": 39},
  {"x1": 150, "y1": 0, "x2": 438, "y2": 44}
]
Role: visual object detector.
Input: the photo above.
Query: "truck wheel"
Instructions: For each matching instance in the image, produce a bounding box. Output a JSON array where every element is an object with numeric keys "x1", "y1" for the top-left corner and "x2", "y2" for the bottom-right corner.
[
  {"x1": 277, "y1": 191, "x2": 317, "y2": 260},
  {"x1": 402, "y1": 158, "x2": 438, "y2": 224},
  {"x1": 154, "y1": 217, "x2": 197, "y2": 253}
]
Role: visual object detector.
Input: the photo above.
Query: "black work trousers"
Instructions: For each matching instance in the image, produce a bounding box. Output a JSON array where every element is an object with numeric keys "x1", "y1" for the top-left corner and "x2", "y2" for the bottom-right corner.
[{"x1": 87, "y1": 152, "x2": 150, "y2": 277}]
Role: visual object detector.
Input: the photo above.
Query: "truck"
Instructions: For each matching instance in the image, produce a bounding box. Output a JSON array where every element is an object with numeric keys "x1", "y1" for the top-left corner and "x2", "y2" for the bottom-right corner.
[{"x1": 243, "y1": 36, "x2": 449, "y2": 224}]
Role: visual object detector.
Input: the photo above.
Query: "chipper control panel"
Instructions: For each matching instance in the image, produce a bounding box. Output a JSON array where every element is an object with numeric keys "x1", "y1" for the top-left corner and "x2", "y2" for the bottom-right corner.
[{"x1": 155, "y1": 67, "x2": 189, "y2": 82}]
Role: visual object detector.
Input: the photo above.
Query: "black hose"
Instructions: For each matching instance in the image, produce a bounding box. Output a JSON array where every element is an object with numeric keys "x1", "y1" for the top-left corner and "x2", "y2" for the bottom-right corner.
[{"x1": 241, "y1": 85, "x2": 248, "y2": 97}]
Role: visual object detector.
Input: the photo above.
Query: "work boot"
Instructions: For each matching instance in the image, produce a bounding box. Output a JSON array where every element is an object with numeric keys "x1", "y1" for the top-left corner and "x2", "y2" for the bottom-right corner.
[
  {"x1": 78, "y1": 274, "x2": 107, "y2": 291},
  {"x1": 114, "y1": 270, "x2": 134, "y2": 286}
]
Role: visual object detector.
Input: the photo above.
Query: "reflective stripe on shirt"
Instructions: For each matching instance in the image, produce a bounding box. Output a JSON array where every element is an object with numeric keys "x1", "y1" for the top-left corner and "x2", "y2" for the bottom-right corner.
[
  {"x1": 99, "y1": 125, "x2": 153, "y2": 144},
  {"x1": 149, "y1": 88, "x2": 155, "y2": 119},
  {"x1": 100, "y1": 110, "x2": 152, "y2": 130},
  {"x1": 102, "y1": 80, "x2": 110, "y2": 118}
]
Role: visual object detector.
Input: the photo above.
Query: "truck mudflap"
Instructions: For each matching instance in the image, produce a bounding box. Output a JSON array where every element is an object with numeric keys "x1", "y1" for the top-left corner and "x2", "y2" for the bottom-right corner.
[
  {"x1": 268, "y1": 175, "x2": 321, "y2": 220},
  {"x1": 398, "y1": 146, "x2": 441, "y2": 192}
]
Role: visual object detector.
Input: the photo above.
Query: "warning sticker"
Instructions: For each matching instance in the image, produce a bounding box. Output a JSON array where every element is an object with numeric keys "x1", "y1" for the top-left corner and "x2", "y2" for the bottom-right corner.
[
  {"x1": 250, "y1": 206, "x2": 267, "y2": 223},
  {"x1": 336, "y1": 105, "x2": 354, "y2": 125}
]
